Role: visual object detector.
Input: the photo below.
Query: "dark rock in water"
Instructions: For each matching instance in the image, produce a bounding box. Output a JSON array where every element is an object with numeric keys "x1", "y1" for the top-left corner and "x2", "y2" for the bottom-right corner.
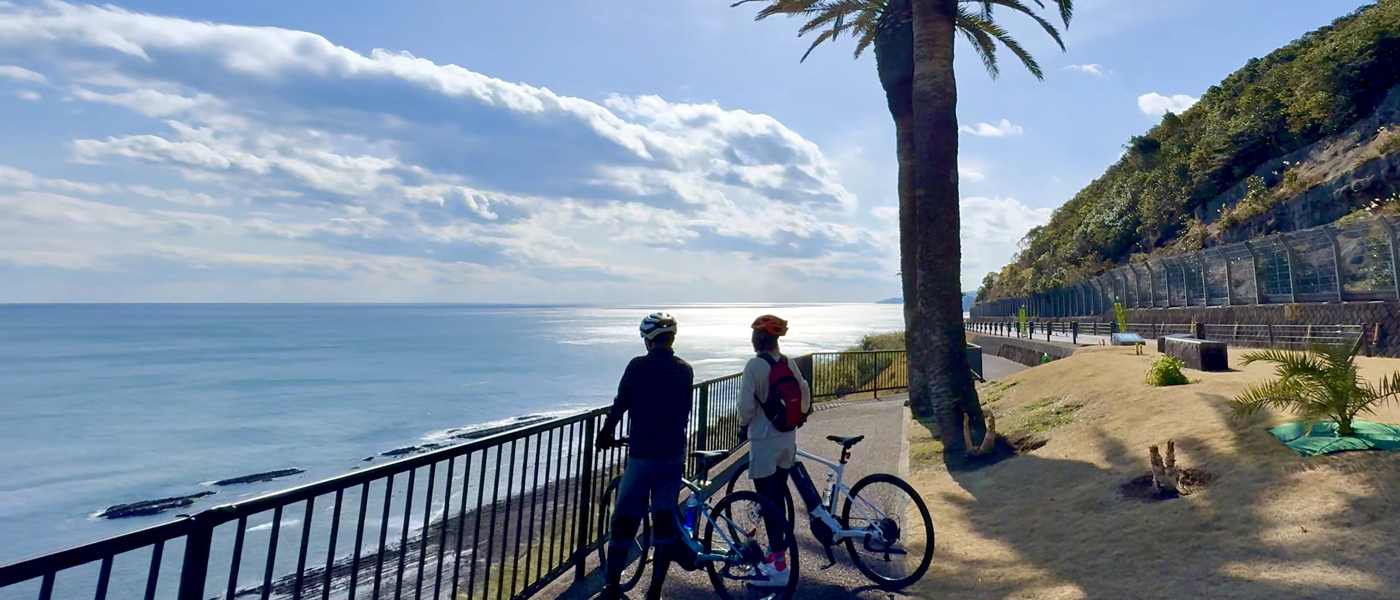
[
  {"x1": 212, "y1": 469, "x2": 305, "y2": 486},
  {"x1": 449, "y1": 415, "x2": 552, "y2": 441},
  {"x1": 363, "y1": 456, "x2": 375, "y2": 462},
  {"x1": 380, "y1": 442, "x2": 447, "y2": 458},
  {"x1": 99, "y1": 492, "x2": 215, "y2": 519}
]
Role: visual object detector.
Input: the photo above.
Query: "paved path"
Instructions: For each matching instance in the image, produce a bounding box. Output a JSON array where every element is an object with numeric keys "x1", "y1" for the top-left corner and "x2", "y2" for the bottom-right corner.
[{"x1": 981, "y1": 354, "x2": 1029, "y2": 381}]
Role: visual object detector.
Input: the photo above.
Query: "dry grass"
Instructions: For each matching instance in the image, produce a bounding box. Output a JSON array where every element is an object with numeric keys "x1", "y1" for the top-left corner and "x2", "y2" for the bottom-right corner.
[{"x1": 906, "y1": 345, "x2": 1400, "y2": 600}]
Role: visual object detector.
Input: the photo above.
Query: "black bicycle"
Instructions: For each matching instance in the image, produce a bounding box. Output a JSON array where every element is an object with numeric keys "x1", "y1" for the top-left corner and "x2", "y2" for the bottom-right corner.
[
  {"x1": 598, "y1": 441, "x2": 800, "y2": 600},
  {"x1": 725, "y1": 434, "x2": 934, "y2": 590}
]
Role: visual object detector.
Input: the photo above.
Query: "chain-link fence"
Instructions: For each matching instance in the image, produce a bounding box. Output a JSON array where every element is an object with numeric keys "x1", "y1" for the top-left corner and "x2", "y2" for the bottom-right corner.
[{"x1": 971, "y1": 214, "x2": 1400, "y2": 318}]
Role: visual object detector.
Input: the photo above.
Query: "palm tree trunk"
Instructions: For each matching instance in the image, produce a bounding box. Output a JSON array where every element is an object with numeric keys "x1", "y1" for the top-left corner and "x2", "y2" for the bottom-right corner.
[
  {"x1": 875, "y1": 0, "x2": 925, "y2": 421},
  {"x1": 910, "y1": 0, "x2": 985, "y2": 461}
]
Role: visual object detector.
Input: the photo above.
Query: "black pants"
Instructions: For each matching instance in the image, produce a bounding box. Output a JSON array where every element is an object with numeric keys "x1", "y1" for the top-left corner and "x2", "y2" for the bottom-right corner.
[{"x1": 752, "y1": 466, "x2": 790, "y2": 551}]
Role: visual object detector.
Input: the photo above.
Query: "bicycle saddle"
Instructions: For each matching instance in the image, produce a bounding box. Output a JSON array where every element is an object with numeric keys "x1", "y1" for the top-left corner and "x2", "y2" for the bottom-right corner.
[
  {"x1": 827, "y1": 434, "x2": 865, "y2": 448},
  {"x1": 690, "y1": 449, "x2": 728, "y2": 471}
]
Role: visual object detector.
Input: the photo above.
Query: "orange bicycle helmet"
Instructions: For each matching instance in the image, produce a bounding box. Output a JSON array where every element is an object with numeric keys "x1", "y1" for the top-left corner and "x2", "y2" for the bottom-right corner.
[{"x1": 751, "y1": 314, "x2": 788, "y2": 337}]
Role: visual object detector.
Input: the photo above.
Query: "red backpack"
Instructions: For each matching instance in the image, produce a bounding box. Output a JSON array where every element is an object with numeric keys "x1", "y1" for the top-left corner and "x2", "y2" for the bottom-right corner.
[{"x1": 759, "y1": 354, "x2": 808, "y2": 432}]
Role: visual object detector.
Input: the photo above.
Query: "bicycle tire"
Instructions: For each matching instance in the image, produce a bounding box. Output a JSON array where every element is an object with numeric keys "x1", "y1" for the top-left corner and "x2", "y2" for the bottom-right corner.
[
  {"x1": 597, "y1": 476, "x2": 651, "y2": 592},
  {"x1": 723, "y1": 462, "x2": 797, "y2": 527},
  {"x1": 841, "y1": 473, "x2": 934, "y2": 590},
  {"x1": 702, "y1": 490, "x2": 800, "y2": 600}
]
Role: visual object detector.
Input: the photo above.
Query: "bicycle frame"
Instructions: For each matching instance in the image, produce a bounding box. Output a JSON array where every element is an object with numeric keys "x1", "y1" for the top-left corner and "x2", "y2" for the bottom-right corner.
[{"x1": 793, "y1": 448, "x2": 888, "y2": 544}]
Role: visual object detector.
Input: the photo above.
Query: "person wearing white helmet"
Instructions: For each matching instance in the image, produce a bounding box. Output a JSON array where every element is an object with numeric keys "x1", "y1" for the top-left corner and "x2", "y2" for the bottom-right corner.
[{"x1": 596, "y1": 312, "x2": 693, "y2": 600}]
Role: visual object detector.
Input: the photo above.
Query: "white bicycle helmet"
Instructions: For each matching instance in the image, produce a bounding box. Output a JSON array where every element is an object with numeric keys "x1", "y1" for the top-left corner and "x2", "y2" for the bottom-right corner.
[{"x1": 640, "y1": 312, "x2": 678, "y2": 340}]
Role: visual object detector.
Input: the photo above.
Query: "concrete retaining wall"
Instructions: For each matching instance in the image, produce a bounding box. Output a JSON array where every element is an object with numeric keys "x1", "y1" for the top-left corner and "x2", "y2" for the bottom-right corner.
[{"x1": 966, "y1": 333, "x2": 1077, "y2": 367}]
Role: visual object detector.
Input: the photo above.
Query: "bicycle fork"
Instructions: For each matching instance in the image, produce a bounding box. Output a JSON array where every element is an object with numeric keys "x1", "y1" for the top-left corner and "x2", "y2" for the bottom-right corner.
[{"x1": 790, "y1": 462, "x2": 846, "y2": 569}]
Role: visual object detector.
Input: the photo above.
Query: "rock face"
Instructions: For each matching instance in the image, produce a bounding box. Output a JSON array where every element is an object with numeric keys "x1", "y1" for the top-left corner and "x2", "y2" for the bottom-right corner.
[
  {"x1": 212, "y1": 469, "x2": 306, "y2": 486},
  {"x1": 444, "y1": 415, "x2": 552, "y2": 441},
  {"x1": 98, "y1": 492, "x2": 215, "y2": 519},
  {"x1": 381, "y1": 443, "x2": 446, "y2": 458}
]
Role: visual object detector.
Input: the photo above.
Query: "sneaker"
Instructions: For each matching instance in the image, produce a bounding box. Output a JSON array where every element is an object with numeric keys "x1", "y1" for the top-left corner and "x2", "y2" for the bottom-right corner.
[{"x1": 750, "y1": 554, "x2": 789, "y2": 588}]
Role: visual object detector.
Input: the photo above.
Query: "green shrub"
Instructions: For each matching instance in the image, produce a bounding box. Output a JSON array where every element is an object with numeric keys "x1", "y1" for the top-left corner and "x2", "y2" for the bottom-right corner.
[{"x1": 1147, "y1": 356, "x2": 1190, "y2": 387}]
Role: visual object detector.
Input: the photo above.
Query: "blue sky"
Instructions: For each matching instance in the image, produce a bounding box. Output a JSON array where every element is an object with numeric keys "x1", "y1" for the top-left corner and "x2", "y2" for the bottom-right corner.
[{"x1": 0, "y1": 0, "x2": 1373, "y2": 303}]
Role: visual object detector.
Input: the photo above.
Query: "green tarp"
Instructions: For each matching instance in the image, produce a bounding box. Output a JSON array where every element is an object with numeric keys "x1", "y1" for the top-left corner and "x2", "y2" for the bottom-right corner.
[{"x1": 1268, "y1": 420, "x2": 1400, "y2": 456}]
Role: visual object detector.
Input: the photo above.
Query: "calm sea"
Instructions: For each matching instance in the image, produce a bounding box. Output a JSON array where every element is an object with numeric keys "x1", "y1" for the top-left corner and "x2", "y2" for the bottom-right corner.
[{"x1": 0, "y1": 303, "x2": 902, "y2": 565}]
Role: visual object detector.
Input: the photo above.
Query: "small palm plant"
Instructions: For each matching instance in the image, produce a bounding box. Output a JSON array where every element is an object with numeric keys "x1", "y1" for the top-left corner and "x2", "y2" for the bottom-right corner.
[{"x1": 1233, "y1": 342, "x2": 1400, "y2": 436}]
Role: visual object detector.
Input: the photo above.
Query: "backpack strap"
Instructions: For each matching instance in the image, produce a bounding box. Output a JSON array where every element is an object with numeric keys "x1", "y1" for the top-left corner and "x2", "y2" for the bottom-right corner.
[{"x1": 758, "y1": 353, "x2": 779, "y2": 366}]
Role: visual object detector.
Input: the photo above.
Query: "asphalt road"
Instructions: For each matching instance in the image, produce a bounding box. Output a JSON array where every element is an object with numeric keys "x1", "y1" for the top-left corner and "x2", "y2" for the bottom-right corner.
[{"x1": 981, "y1": 354, "x2": 1029, "y2": 382}]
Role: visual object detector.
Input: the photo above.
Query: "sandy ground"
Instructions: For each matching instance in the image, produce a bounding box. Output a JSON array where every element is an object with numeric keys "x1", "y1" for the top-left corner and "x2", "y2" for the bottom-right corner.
[{"x1": 906, "y1": 345, "x2": 1400, "y2": 600}]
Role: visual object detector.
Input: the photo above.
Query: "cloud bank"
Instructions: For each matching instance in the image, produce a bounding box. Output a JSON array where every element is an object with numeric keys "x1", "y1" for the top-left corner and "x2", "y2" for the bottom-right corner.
[{"x1": 1137, "y1": 92, "x2": 1199, "y2": 117}]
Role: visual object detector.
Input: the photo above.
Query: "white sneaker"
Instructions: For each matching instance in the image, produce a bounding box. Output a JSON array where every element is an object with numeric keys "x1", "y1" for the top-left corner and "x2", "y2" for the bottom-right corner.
[{"x1": 751, "y1": 560, "x2": 789, "y2": 588}]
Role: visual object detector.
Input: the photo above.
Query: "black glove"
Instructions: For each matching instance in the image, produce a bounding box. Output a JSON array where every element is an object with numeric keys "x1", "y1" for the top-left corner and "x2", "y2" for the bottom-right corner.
[
  {"x1": 737, "y1": 425, "x2": 749, "y2": 443},
  {"x1": 596, "y1": 429, "x2": 616, "y2": 450}
]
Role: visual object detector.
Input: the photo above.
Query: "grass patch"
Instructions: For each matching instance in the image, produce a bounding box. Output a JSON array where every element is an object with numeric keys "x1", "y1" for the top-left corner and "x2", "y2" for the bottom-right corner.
[
  {"x1": 1018, "y1": 396, "x2": 1083, "y2": 433},
  {"x1": 1146, "y1": 356, "x2": 1190, "y2": 387}
]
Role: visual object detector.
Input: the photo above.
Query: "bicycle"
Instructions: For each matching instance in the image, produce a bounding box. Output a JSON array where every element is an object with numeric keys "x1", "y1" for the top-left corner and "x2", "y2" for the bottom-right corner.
[
  {"x1": 598, "y1": 440, "x2": 800, "y2": 600},
  {"x1": 725, "y1": 434, "x2": 934, "y2": 590}
]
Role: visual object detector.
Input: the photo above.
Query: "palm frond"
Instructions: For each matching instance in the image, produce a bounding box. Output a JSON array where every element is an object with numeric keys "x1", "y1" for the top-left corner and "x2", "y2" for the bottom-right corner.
[
  {"x1": 1232, "y1": 377, "x2": 1309, "y2": 420},
  {"x1": 957, "y1": 8, "x2": 1001, "y2": 79},
  {"x1": 800, "y1": 28, "x2": 840, "y2": 62},
  {"x1": 977, "y1": 0, "x2": 1065, "y2": 51},
  {"x1": 963, "y1": 7, "x2": 1043, "y2": 79}
]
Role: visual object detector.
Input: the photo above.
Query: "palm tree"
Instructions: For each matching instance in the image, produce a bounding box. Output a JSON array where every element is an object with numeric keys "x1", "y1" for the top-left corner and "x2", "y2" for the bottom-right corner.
[
  {"x1": 733, "y1": 0, "x2": 1071, "y2": 461},
  {"x1": 1234, "y1": 342, "x2": 1400, "y2": 437}
]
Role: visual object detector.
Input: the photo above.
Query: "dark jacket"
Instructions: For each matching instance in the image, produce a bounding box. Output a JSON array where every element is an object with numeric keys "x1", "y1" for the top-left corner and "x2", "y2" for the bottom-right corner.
[{"x1": 605, "y1": 347, "x2": 694, "y2": 460}]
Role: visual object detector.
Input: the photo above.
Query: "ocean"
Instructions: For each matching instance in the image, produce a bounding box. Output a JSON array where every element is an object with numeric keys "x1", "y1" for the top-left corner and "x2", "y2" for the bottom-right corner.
[{"x1": 0, "y1": 303, "x2": 903, "y2": 566}]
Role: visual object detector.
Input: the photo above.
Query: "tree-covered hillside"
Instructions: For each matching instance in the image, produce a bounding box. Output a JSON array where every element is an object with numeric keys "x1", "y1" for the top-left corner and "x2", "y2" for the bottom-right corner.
[{"x1": 983, "y1": 1, "x2": 1400, "y2": 302}]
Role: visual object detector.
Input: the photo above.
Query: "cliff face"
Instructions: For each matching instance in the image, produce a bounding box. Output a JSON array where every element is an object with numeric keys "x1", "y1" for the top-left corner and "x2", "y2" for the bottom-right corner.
[
  {"x1": 981, "y1": 1, "x2": 1400, "y2": 303},
  {"x1": 1203, "y1": 83, "x2": 1400, "y2": 245}
]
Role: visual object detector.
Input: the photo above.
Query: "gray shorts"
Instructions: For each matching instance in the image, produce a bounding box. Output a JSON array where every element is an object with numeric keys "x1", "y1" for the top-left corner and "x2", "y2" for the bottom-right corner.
[{"x1": 612, "y1": 456, "x2": 684, "y2": 518}]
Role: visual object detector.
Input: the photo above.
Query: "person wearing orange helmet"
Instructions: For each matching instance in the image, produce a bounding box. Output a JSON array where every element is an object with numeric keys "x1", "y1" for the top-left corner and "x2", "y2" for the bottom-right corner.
[{"x1": 738, "y1": 314, "x2": 810, "y2": 588}]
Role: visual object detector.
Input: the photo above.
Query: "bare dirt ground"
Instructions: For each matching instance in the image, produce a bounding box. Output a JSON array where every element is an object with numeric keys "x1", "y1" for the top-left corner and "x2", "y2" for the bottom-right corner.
[{"x1": 907, "y1": 345, "x2": 1400, "y2": 600}]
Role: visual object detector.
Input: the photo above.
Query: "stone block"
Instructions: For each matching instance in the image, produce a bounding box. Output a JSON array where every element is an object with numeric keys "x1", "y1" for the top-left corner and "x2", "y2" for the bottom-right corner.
[{"x1": 1164, "y1": 337, "x2": 1229, "y2": 372}]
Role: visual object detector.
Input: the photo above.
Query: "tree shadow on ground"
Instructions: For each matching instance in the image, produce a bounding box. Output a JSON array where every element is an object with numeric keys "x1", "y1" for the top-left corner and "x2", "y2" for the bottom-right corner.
[{"x1": 917, "y1": 396, "x2": 1400, "y2": 600}]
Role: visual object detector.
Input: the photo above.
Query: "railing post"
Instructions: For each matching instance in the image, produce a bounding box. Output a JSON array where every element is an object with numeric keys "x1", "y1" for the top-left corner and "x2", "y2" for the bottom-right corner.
[
  {"x1": 573, "y1": 417, "x2": 597, "y2": 581},
  {"x1": 1323, "y1": 225, "x2": 1345, "y2": 302},
  {"x1": 1071, "y1": 321, "x2": 1078, "y2": 344},
  {"x1": 1380, "y1": 216, "x2": 1400, "y2": 301},
  {"x1": 695, "y1": 384, "x2": 710, "y2": 452},
  {"x1": 1244, "y1": 241, "x2": 1264, "y2": 303},
  {"x1": 176, "y1": 515, "x2": 214, "y2": 600}
]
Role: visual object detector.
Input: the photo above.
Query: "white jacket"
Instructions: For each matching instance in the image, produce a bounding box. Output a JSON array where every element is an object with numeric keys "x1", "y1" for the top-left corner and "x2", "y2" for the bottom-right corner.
[{"x1": 738, "y1": 351, "x2": 812, "y2": 441}]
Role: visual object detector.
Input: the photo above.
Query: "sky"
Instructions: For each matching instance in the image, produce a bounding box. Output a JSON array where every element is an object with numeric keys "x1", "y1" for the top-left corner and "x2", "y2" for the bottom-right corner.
[{"x1": 0, "y1": 0, "x2": 1374, "y2": 303}]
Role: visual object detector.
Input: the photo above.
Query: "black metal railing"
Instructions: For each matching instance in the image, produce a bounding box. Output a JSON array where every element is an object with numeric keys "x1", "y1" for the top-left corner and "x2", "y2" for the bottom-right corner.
[
  {"x1": 964, "y1": 319, "x2": 1366, "y2": 351},
  {"x1": 0, "y1": 350, "x2": 911, "y2": 600}
]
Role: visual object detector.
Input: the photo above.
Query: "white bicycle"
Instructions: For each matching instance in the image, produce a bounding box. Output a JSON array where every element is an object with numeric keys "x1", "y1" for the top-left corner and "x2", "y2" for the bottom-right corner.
[{"x1": 725, "y1": 435, "x2": 934, "y2": 590}]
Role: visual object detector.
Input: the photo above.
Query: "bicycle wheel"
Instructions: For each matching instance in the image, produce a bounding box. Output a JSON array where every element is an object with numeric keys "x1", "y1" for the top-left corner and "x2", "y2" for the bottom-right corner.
[
  {"x1": 841, "y1": 473, "x2": 933, "y2": 590},
  {"x1": 724, "y1": 462, "x2": 797, "y2": 527},
  {"x1": 597, "y1": 477, "x2": 650, "y2": 592},
  {"x1": 702, "y1": 490, "x2": 799, "y2": 600}
]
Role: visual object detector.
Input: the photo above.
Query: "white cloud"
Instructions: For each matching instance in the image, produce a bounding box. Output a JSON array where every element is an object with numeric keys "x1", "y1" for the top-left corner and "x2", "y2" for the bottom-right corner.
[
  {"x1": 959, "y1": 119, "x2": 1023, "y2": 137},
  {"x1": 960, "y1": 196, "x2": 1051, "y2": 282},
  {"x1": 0, "y1": 64, "x2": 45, "y2": 82},
  {"x1": 17, "y1": 89, "x2": 41, "y2": 101},
  {"x1": 0, "y1": 1, "x2": 892, "y2": 300},
  {"x1": 959, "y1": 165, "x2": 987, "y2": 183},
  {"x1": 1063, "y1": 64, "x2": 1106, "y2": 77},
  {"x1": 1137, "y1": 92, "x2": 1199, "y2": 117},
  {"x1": 0, "y1": 165, "x2": 107, "y2": 195}
]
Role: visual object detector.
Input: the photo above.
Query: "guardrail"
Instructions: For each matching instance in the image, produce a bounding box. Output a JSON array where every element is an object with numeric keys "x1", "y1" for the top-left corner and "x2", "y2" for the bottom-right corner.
[
  {"x1": 971, "y1": 213, "x2": 1400, "y2": 318},
  {"x1": 0, "y1": 349, "x2": 912, "y2": 600},
  {"x1": 965, "y1": 319, "x2": 1365, "y2": 351}
]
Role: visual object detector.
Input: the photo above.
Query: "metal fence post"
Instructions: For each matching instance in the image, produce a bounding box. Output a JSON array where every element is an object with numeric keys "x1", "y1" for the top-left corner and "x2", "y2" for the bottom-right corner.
[
  {"x1": 1381, "y1": 216, "x2": 1400, "y2": 301},
  {"x1": 1244, "y1": 241, "x2": 1265, "y2": 303},
  {"x1": 1323, "y1": 225, "x2": 1345, "y2": 302},
  {"x1": 1164, "y1": 259, "x2": 1174, "y2": 307},
  {"x1": 1198, "y1": 254, "x2": 1210, "y2": 306},
  {"x1": 573, "y1": 417, "x2": 597, "y2": 581},
  {"x1": 1144, "y1": 263, "x2": 1157, "y2": 308},
  {"x1": 1221, "y1": 249, "x2": 1234, "y2": 306},
  {"x1": 1281, "y1": 234, "x2": 1300, "y2": 303},
  {"x1": 176, "y1": 515, "x2": 214, "y2": 600}
]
